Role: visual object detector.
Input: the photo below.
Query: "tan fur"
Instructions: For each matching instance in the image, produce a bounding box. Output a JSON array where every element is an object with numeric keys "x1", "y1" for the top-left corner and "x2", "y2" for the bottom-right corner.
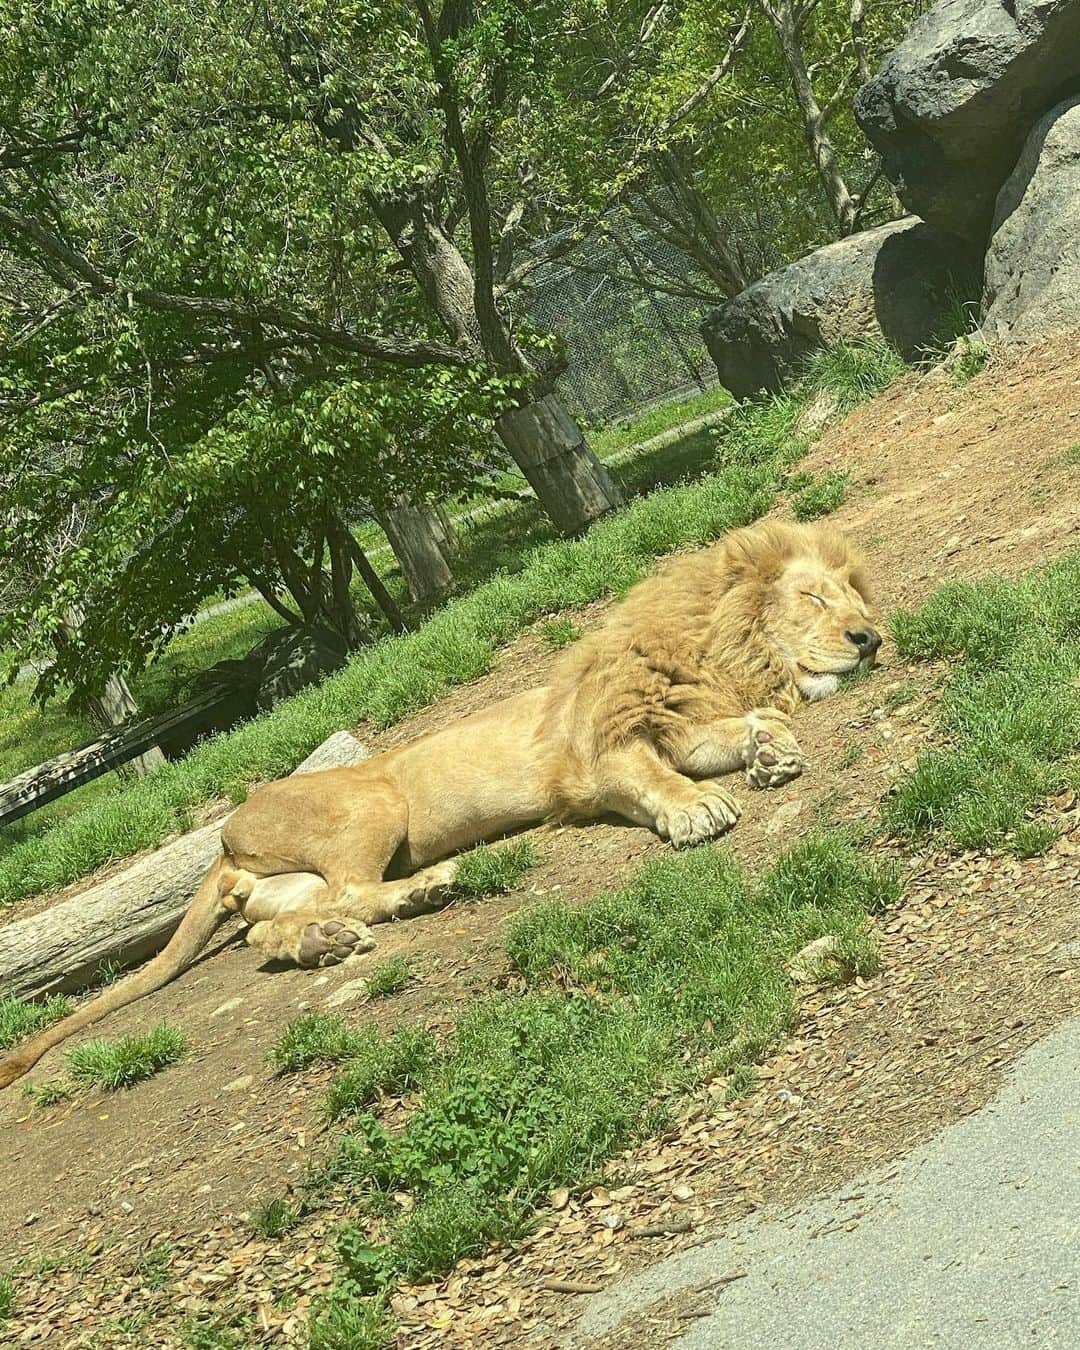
[{"x1": 0, "y1": 521, "x2": 879, "y2": 1088}]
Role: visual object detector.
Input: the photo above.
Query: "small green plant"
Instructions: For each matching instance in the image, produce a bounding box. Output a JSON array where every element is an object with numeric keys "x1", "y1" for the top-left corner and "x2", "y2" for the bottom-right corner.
[
  {"x1": 454, "y1": 838, "x2": 539, "y2": 897},
  {"x1": 1009, "y1": 821, "x2": 1058, "y2": 859},
  {"x1": 308, "y1": 1284, "x2": 394, "y2": 1350},
  {"x1": 322, "y1": 1027, "x2": 439, "y2": 1122},
  {"x1": 837, "y1": 742, "x2": 865, "y2": 770},
  {"x1": 272, "y1": 1012, "x2": 367, "y2": 1072},
  {"x1": 66, "y1": 1024, "x2": 187, "y2": 1090},
  {"x1": 0, "y1": 994, "x2": 74, "y2": 1051},
  {"x1": 1060, "y1": 443, "x2": 1080, "y2": 466},
  {"x1": 23, "y1": 1080, "x2": 73, "y2": 1108},
  {"x1": 248, "y1": 1198, "x2": 300, "y2": 1240},
  {"x1": 366, "y1": 956, "x2": 413, "y2": 1000},
  {"x1": 724, "y1": 1064, "x2": 758, "y2": 1101},
  {"x1": 135, "y1": 1242, "x2": 175, "y2": 1289},
  {"x1": 538, "y1": 615, "x2": 581, "y2": 650},
  {"x1": 883, "y1": 682, "x2": 917, "y2": 711},
  {"x1": 92, "y1": 958, "x2": 125, "y2": 987},
  {"x1": 0, "y1": 1271, "x2": 14, "y2": 1322},
  {"x1": 177, "y1": 1308, "x2": 252, "y2": 1349},
  {"x1": 949, "y1": 333, "x2": 989, "y2": 385},
  {"x1": 791, "y1": 470, "x2": 849, "y2": 521}
]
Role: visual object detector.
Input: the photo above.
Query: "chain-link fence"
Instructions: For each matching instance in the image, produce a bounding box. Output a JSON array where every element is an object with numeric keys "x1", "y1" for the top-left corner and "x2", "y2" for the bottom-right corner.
[{"x1": 524, "y1": 215, "x2": 722, "y2": 426}]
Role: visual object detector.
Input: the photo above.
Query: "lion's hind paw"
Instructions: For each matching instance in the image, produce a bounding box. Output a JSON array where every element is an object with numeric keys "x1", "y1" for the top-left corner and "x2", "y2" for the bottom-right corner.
[{"x1": 298, "y1": 920, "x2": 377, "y2": 968}]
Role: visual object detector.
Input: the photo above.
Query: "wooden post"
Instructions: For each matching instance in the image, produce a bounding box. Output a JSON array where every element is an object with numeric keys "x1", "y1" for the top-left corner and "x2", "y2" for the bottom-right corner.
[{"x1": 378, "y1": 496, "x2": 457, "y2": 605}]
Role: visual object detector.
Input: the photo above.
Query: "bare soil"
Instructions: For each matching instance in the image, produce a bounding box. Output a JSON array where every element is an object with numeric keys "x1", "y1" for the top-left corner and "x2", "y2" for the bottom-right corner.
[{"x1": 2, "y1": 337, "x2": 1080, "y2": 1347}]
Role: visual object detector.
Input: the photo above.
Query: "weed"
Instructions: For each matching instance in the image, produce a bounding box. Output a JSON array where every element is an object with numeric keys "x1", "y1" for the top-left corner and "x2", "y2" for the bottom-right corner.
[
  {"x1": 454, "y1": 839, "x2": 539, "y2": 897},
  {"x1": 366, "y1": 956, "x2": 413, "y2": 1000},
  {"x1": 322, "y1": 1028, "x2": 439, "y2": 1122},
  {"x1": 66, "y1": 1024, "x2": 187, "y2": 1090},
  {"x1": 949, "y1": 334, "x2": 989, "y2": 385},
  {"x1": 837, "y1": 742, "x2": 865, "y2": 770},
  {"x1": 724, "y1": 1064, "x2": 758, "y2": 1101},
  {"x1": 308, "y1": 1284, "x2": 394, "y2": 1350},
  {"x1": 135, "y1": 1243, "x2": 174, "y2": 1290},
  {"x1": 538, "y1": 615, "x2": 582, "y2": 650},
  {"x1": 272, "y1": 1013, "x2": 367, "y2": 1072},
  {"x1": 23, "y1": 1080, "x2": 73, "y2": 1108},
  {"x1": 176, "y1": 1308, "x2": 252, "y2": 1349},
  {"x1": 248, "y1": 1199, "x2": 300, "y2": 1240},
  {"x1": 799, "y1": 339, "x2": 908, "y2": 413},
  {"x1": 1060, "y1": 443, "x2": 1080, "y2": 466},
  {"x1": 791, "y1": 470, "x2": 849, "y2": 521},
  {"x1": 1009, "y1": 821, "x2": 1058, "y2": 859},
  {"x1": 0, "y1": 1271, "x2": 13, "y2": 1322},
  {"x1": 883, "y1": 682, "x2": 916, "y2": 711},
  {"x1": 0, "y1": 994, "x2": 74, "y2": 1051}
]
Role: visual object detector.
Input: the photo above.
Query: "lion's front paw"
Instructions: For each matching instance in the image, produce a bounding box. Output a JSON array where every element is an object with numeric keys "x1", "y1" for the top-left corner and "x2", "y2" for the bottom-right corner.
[
  {"x1": 656, "y1": 783, "x2": 741, "y2": 848},
  {"x1": 744, "y1": 713, "x2": 805, "y2": 790}
]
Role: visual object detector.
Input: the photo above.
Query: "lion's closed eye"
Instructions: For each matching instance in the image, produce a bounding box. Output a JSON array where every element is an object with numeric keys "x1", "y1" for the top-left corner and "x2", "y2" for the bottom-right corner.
[{"x1": 803, "y1": 591, "x2": 827, "y2": 607}]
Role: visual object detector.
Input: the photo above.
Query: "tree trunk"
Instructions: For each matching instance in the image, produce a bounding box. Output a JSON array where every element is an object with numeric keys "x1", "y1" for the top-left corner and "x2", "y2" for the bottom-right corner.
[
  {"x1": 0, "y1": 731, "x2": 370, "y2": 1002},
  {"x1": 496, "y1": 394, "x2": 622, "y2": 536},
  {"x1": 62, "y1": 606, "x2": 164, "y2": 776},
  {"x1": 762, "y1": 1, "x2": 857, "y2": 234},
  {"x1": 377, "y1": 496, "x2": 456, "y2": 605},
  {"x1": 372, "y1": 188, "x2": 624, "y2": 535}
]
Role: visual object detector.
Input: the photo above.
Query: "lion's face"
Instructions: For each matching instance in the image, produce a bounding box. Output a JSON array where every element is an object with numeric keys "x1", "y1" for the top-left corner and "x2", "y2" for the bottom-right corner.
[{"x1": 769, "y1": 562, "x2": 881, "y2": 701}]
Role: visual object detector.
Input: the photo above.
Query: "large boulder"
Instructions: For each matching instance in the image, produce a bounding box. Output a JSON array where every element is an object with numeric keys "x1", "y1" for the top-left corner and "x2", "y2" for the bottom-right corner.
[
  {"x1": 982, "y1": 96, "x2": 1080, "y2": 343},
  {"x1": 701, "y1": 217, "x2": 977, "y2": 399},
  {"x1": 855, "y1": 0, "x2": 1080, "y2": 246}
]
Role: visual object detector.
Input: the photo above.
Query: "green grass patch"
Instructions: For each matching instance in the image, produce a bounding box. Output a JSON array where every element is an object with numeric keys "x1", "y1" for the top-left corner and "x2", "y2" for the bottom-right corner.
[
  {"x1": 308, "y1": 1286, "x2": 394, "y2": 1350},
  {"x1": 248, "y1": 1199, "x2": 301, "y2": 1240},
  {"x1": 590, "y1": 384, "x2": 731, "y2": 457},
  {"x1": 885, "y1": 554, "x2": 1080, "y2": 848},
  {"x1": 135, "y1": 1243, "x2": 175, "y2": 1290},
  {"x1": 538, "y1": 615, "x2": 582, "y2": 650},
  {"x1": 307, "y1": 836, "x2": 897, "y2": 1326},
  {"x1": 321, "y1": 1027, "x2": 439, "y2": 1123},
  {"x1": 1060, "y1": 443, "x2": 1080, "y2": 466},
  {"x1": 65, "y1": 1024, "x2": 187, "y2": 1090},
  {"x1": 366, "y1": 956, "x2": 414, "y2": 1001},
  {"x1": 23, "y1": 1080, "x2": 74, "y2": 1108},
  {"x1": 799, "y1": 338, "x2": 908, "y2": 413},
  {"x1": 454, "y1": 839, "x2": 540, "y2": 897},
  {"x1": 0, "y1": 1271, "x2": 13, "y2": 1323},
  {"x1": 0, "y1": 994, "x2": 74, "y2": 1051},
  {"x1": 791, "y1": 470, "x2": 849, "y2": 521}
]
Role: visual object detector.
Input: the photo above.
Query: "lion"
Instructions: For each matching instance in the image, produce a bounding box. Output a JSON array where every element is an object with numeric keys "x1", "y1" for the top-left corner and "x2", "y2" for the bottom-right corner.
[{"x1": 0, "y1": 519, "x2": 879, "y2": 1088}]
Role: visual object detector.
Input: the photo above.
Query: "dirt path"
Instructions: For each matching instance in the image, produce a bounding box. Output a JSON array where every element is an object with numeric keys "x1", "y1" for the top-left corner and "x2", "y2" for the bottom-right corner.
[{"x1": 2, "y1": 338, "x2": 1079, "y2": 1346}]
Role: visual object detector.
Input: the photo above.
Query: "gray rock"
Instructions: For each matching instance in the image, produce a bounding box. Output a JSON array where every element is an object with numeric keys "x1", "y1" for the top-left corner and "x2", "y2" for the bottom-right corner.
[
  {"x1": 254, "y1": 624, "x2": 349, "y2": 711},
  {"x1": 856, "y1": 0, "x2": 1080, "y2": 245},
  {"x1": 294, "y1": 729, "x2": 370, "y2": 776},
  {"x1": 982, "y1": 95, "x2": 1080, "y2": 343},
  {"x1": 701, "y1": 217, "x2": 977, "y2": 398}
]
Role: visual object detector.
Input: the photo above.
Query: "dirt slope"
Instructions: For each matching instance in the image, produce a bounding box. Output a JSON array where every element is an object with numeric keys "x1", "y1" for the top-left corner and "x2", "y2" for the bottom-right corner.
[{"x1": 2, "y1": 337, "x2": 1079, "y2": 1346}]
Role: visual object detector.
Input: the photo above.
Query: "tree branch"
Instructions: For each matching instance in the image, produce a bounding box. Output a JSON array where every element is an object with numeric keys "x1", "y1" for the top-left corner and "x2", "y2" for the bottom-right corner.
[{"x1": 0, "y1": 204, "x2": 467, "y2": 369}]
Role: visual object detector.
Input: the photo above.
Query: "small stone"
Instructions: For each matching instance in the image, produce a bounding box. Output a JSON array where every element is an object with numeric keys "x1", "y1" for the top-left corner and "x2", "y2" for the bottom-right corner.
[
  {"x1": 324, "y1": 976, "x2": 370, "y2": 1008},
  {"x1": 222, "y1": 1074, "x2": 253, "y2": 1094},
  {"x1": 119, "y1": 1202, "x2": 134, "y2": 1215},
  {"x1": 210, "y1": 996, "x2": 243, "y2": 1018}
]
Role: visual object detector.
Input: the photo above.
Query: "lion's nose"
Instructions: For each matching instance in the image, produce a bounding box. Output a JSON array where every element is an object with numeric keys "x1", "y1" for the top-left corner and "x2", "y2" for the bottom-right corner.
[{"x1": 847, "y1": 627, "x2": 881, "y2": 656}]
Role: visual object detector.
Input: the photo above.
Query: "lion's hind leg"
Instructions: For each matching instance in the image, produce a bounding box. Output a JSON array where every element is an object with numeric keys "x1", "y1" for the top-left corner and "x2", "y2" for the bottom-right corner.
[{"x1": 245, "y1": 860, "x2": 460, "y2": 968}]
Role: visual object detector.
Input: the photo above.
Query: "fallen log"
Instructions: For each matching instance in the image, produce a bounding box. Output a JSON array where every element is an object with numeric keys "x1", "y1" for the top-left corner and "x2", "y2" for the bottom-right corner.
[{"x1": 0, "y1": 731, "x2": 369, "y2": 1002}]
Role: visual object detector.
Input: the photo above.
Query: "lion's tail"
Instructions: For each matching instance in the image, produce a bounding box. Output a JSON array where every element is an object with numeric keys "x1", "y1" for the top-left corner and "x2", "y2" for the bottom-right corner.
[{"x1": 0, "y1": 857, "x2": 230, "y2": 1090}]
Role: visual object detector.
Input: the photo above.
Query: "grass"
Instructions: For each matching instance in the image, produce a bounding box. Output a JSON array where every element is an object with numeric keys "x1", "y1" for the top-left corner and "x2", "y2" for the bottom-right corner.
[
  {"x1": 23, "y1": 1080, "x2": 74, "y2": 1108},
  {"x1": 0, "y1": 1271, "x2": 13, "y2": 1323},
  {"x1": 366, "y1": 956, "x2": 413, "y2": 1000},
  {"x1": 454, "y1": 839, "x2": 540, "y2": 897},
  {"x1": 538, "y1": 615, "x2": 581, "y2": 650},
  {"x1": 65, "y1": 1024, "x2": 188, "y2": 1090},
  {"x1": 885, "y1": 551, "x2": 1080, "y2": 849},
  {"x1": 590, "y1": 383, "x2": 731, "y2": 457},
  {"x1": 791, "y1": 470, "x2": 849, "y2": 521},
  {"x1": 1060, "y1": 443, "x2": 1080, "y2": 466},
  {"x1": 135, "y1": 1243, "x2": 175, "y2": 1290},
  {"x1": 0, "y1": 994, "x2": 74, "y2": 1050},
  {"x1": 300, "y1": 835, "x2": 898, "y2": 1339},
  {"x1": 0, "y1": 341, "x2": 904, "y2": 912},
  {"x1": 248, "y1": 1199, "x2": 301, "y2": 1240}
]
